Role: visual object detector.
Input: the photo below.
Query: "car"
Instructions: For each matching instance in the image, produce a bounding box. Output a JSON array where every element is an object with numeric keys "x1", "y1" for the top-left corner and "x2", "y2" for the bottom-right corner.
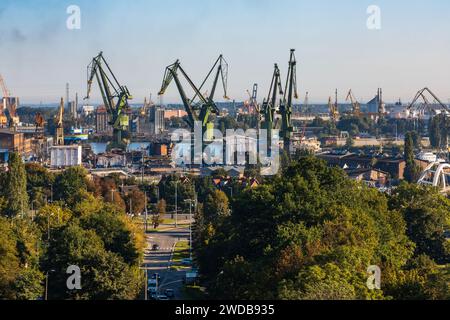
[
  {"x1": 152, "y1": 244, "x2": 160, "y2": 251},
  {"x1": 165, "y1": 289, "x2": 174, "y2": 298},
  {"x1": 156, "y1": 294, "x2": 169, "y2": 301},
  {"x1": 181, "y1": 258, "x2": 192, "y2": 266}
]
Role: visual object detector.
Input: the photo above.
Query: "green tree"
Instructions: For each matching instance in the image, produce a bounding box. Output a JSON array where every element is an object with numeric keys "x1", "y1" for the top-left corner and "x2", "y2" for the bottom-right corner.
[
  {"x1": 43, "y1": 222, "x2": 142, "y2": 300},
  {"x1": 4, "y1": 153, "x2": 29, "y2": 217},
  {"x1": 0, "y1": 217, "x2": 21, "y2": 298},
  {"x1": 389, "y1": 183, "x2": 450, "y2": 264},
  {"x1": 159, "y1": 175, "x2": 195, "y2": 213},
  {"x1": 25, "y1": 163, "x2": 55, "y2": 209},
  {"x1": 195, "y1": 157, "x2": 417, "y2": 300},
  {"x1": 404, "y1": 132, "x2": 420, "y2": 183},
  {"x1": 53, "y1": 166, "x2": 88, "y2": 207},
  {"x1": 0, "y1": 217, "x2": 44, "y2": 300},
  {"x1": 204, "y1": 190, "x2": 230, "y2": 220},
  {"x1": 78, "y1": 201, "x2": 144, "y2": 265}
]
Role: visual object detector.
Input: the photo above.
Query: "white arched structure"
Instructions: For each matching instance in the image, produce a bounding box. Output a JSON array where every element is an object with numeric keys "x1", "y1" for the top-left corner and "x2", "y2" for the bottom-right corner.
[{"x1": 417, "y1": 162, "x2": 450, "y2": 193}]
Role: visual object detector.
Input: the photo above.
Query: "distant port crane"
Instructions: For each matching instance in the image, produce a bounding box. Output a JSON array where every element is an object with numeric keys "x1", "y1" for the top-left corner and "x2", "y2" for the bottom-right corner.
[
  {"x1": 346, "y1": 89, "x2": 361, "y2": 117},
  {"x1": 0, "y1": 73, "x2": 20, "y2": 128},
  {"x1": 407, "y1": 87, "x2": 450, "y2": 118},
  {"x1": 328, "y1": 92, "x2": 339, "y2": 123},
  {"x1": 55, "y1": 97, "x2": 65, "y2": 145},
  {"x1": 261, "y1": 63, "x2": 283, "y2": 153},
  {"x1": 279, "y1": 49, "x2": 298, "y2": 153},
  {"x1": 85, "y1": 52, "x2": 133, "y2": 148},
  {"x1": 158, "y1": 55, "x2": 228, "y2": 134}
]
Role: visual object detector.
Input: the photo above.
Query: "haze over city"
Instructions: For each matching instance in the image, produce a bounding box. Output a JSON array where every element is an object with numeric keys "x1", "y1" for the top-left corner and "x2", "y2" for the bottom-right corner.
[{"x1": 1, "y1": 0, "x2": 450, "y2": 104}]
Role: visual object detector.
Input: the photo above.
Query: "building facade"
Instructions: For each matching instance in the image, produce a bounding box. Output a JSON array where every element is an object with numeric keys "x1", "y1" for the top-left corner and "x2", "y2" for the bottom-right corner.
[
  {"x1": 149, "y1": 106, "x2": 165, "y2": 135},
  {"x1": 50, "y1": 145, "x2": 82, "y2": 168},
  {"x1": 96, "y1": 105, "x2": 112, "y2": 134},
  {"x1": 0, "y1": 129, "x2": 32, "y2": 155}
]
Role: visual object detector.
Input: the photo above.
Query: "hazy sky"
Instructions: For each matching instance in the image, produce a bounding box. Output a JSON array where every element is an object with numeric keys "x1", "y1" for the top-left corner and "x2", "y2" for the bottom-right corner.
[{"x1": 1, "y1": 0, "x2": 450, "y2": 104}]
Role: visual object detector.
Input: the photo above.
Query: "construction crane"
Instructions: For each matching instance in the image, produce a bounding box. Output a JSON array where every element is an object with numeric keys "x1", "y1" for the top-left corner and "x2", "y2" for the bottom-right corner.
[
  {"x1": 85, "y1": 52, "x2": 132, "y2": 148},
  {"x1": 245, "y1": 84, "x2": 259, "y2": 114},
  {"x1": 279, "y1": 49, "x2": 298, "y2": 153},
  {"x1": 261, "y1": 64, "x2": 283, "y2": 153},
  {"x1": 158, "y1": 56, "x2": 226, "y2": 134},
  {"x1": 0, "y1": 74, "x2": 10, "y2": 127},
  {"x1": 346, "y1": 89, "x2": 361, "y2": 117},
  {"x1": 55, "y1": 98, "x2": 65, "y2": 145},
  {"x1": 329, "y1": 95, "x2": 339, "y2": 123},
  {"x1": 0, "y1": 73, "x2": 20, "y2": 128}
]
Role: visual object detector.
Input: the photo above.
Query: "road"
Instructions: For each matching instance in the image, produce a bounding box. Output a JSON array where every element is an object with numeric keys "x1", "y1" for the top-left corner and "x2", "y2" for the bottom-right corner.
[{"x1": 143, "y1": 223, "x2": 190, "y2": 300}]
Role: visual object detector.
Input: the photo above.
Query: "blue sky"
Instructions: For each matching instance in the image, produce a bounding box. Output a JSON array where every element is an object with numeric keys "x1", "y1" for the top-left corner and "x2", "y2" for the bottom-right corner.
[{"x1": 1, "y1": 0, "x2": 450, "y2": 104}]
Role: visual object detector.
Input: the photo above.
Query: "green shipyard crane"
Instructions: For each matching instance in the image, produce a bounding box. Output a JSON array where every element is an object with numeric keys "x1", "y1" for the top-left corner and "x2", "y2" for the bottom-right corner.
[
  {"x1": 85, "y1": 52, "x2": 132, "y2": 148},
  {"x1": 194, "y1": 54, "x2": 229, "y2": 107},
  {"x1": 279, "y1": 49, "x2": 298, "y2": 153},
  {"x1": 261, "y1": 63, "x2": 283, "y2": 154},
  {"x1": 158, "y1": 55, "x2": 228, "y2": 134}
]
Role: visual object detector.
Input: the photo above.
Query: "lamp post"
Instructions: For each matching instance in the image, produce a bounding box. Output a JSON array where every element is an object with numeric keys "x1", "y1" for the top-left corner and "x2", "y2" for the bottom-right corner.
[
  {"x1": 144, "y1": 191, "x2": 148, "y2": 232},
  {"x1": 144, "y1": 269, "x2": 148, "y2": 301},
  {"x1": 45, "y1": 269, "x2": 55, "y2": 301},
  {"x1": 174, "y1": 180, "x2": 178, "y2": 228},
  {"x1": 184, "y1": 199, "x2": 196, "y2": 260}
]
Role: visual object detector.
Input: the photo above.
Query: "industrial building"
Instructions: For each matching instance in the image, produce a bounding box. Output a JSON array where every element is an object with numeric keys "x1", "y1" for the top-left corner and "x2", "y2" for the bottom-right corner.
[
  {"x1": 164, "y1": 109, "x2": 187, "y2": 119},
  {"x1": 149, "y1": 105, "x2": 165, "y2": 135},
  {"x1": 0, "y1": 129, "x2": 32, "y2": 156},
  {"x1": 96, "y1": 105, "x2": 113, "y2": 134},
  {"x1": 50, "y1": 145, "x2": 82, "y2": 168}
]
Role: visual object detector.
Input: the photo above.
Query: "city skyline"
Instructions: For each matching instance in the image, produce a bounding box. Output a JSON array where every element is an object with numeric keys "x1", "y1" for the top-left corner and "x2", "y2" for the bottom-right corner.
[{"x1": 1, "y1": 0, "x2": 450, "y2": 104}]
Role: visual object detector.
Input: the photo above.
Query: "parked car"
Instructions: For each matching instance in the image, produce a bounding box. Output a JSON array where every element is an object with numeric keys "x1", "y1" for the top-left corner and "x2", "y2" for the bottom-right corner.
[
  {"x1": 152, "y1": 244, "x2": 160, "y2": 251},
  {"x1": 156, "y1": 295, "x2": 169, "y2": 301},
  {"x1": 181, "y1": 258, "x2": 192, "y2": 266}
]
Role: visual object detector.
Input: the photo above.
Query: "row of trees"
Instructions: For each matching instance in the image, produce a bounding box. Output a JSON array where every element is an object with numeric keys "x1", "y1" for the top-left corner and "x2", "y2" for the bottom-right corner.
[
  {"x1": 192, "y1": 156, "x2": 450, "y2": 300},
  {"x1": 0, "y1": 154, "x2": 145, "y2": 300}
]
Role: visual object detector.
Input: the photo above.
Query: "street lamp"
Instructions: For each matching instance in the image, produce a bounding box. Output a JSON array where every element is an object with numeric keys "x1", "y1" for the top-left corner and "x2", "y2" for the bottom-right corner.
[
  {"x1": 144, "y1": 191, "x2": 148, "y2": 233},
  {"x1": 174, "y1": 180, "x2": 178, "y2": 228},
  {"x1": 184, "y1": 199, "x2": 197, "y2": 260},
  {"x1": 45, "y1": 269, "x2": 56, "y2": 300}
]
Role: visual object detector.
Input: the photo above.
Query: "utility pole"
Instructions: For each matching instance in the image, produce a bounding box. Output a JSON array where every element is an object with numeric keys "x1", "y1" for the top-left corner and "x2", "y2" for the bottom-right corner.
[
  {"x1": 144, "y1": 191, "x2": 148, "y2": 232},
  {"x1": 184, "y1": 199, "x2": 196, "y2": 260},
  {"x1": 141, "y1": 148, "x2": 145, "y2": 184},
  {"x1": 144, "y1": 269, "x2": 148, "y2": 301},
  {"x1": 174, "y1": 180, "x2": 178, "y2": 228},
  {"x1": 189, "y1": 202, "x2": 192, "y2": 260},
  {"x1": 45, "y1": 272, "x2": 49, "y2": 301}
]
